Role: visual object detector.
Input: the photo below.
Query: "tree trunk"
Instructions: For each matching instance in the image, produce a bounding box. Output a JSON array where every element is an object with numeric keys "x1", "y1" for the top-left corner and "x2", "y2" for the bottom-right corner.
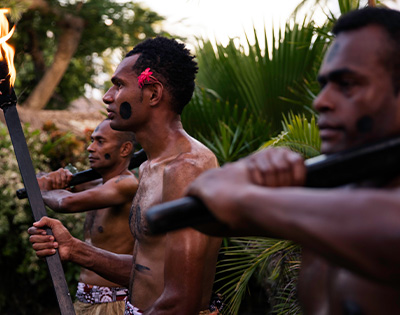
[
  {"x1": 21, "y1": 13, "x2": 84, "y2": 110},
  {"x1": 27, "y1": 27, "x2": 46, "y2": 78}
]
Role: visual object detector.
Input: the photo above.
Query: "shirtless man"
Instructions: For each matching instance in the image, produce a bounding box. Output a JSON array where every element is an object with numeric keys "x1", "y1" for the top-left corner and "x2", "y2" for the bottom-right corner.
[
  {"x1": 29, "y1": 37, "x2": 222, "y2": 314},
  {"x1": 37, "y1": 119, "x2": 138, "y2": 314},
  {"x1": 185, "y1": 7, "x2": 400, "y2": 314}
]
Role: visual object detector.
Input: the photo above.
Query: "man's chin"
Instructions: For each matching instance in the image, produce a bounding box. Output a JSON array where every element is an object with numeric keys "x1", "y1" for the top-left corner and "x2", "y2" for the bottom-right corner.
[
  {"x1": 110, "y1": 122, "x2": 132, "y2": 133},
  {"x1": 320, "y1": 142, "x2": 345, "y2": 155},
  {"x1": 89, "y1": 161, "x2": 101, "y2": 170},
  {"x1": 109, "y1": 120, "x2": 126, "y2": 131},
  {"x1": 91, "y1": 165, "x2": 104, "y2": 172}
]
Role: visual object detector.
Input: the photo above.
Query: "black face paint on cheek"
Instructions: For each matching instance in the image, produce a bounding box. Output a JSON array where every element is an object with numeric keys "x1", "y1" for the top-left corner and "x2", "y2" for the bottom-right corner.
[
  {"x1": 343, "y1": 300, "x2": 364, "y2": 315},
  {"x1": 356, "y1": 116, "x2": 373, "y2": 133},
  {"x1": 120, "y1": 102, "x2": 132, "y2": 120},
  {"x1": 104, "y1": 153, "x2": 111, "y2": 160},
  {"x1": 135, "y1": 264, "x2": 151, "y2": 272}
]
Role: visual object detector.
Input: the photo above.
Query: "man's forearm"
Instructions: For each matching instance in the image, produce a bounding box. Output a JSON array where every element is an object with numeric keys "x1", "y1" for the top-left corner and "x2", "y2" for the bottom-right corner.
[
  {"x1": 239, "y1": 186, "x2": 400, "y2": 284},
  {"x1": 69, "y1": 238, "x2": 132, "y2": 287},
  {"x1": 42, "y1": 190, "x2": 72, "y2": 212}
]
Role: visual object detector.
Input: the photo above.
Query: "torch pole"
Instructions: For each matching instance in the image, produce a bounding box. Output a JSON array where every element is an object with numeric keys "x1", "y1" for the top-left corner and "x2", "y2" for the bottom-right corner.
[{"x1": 1, "y1": 90, "x2": 75, "y2": 315}]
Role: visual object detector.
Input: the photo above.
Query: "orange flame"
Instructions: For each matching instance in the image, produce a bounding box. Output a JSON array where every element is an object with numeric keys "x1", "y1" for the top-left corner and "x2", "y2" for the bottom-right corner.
[{"x1": 0, "y1": 8, "x2": 16, "y2": 88}]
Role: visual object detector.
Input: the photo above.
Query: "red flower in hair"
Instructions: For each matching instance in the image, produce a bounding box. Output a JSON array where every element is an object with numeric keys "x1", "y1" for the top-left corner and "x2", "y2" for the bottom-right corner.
[{"x1": 138, "y1": 68, "x2": 153, "y2": 88}]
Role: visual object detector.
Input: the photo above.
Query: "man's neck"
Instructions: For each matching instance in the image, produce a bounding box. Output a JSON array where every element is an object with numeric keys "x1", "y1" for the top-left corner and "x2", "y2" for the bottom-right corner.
[
  {"x1": 135, "y1": 117, "x2": 185, "y2": 161},
  {"x1": 96, "y1": 162, "x2": 130, "y2": 183}
]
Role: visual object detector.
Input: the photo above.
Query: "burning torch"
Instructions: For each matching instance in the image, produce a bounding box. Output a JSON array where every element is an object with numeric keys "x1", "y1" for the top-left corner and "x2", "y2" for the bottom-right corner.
[{"x1": 0, "y1": 8, "x2": 75, "y2": 314}]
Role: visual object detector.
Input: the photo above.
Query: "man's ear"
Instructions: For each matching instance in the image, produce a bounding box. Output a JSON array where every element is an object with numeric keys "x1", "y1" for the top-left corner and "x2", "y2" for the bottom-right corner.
[
  {"x1": 148, "y1": 82, "x2": 164, "y2": 107},
  {"x1": 120, "y1": 141, "x2": 134, "y2": 158}
]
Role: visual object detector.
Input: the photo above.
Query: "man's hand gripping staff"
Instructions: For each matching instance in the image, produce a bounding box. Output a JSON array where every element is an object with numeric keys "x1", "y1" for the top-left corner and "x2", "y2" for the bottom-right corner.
[{"x1": 146, "y1": 136, "x2": 400, "y2": 234}]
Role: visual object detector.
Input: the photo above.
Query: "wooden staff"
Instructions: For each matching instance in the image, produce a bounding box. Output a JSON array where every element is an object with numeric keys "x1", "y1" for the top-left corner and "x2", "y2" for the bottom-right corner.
[
  {"x1": 146, "y1": 136, "x2": 400, "y2": 234},
  {"x1": 16, "y1": 149, "x2": 147, "y2": 199},
  {"x1": 0, "y1": 77, "x2": 76, "y2": 314}
]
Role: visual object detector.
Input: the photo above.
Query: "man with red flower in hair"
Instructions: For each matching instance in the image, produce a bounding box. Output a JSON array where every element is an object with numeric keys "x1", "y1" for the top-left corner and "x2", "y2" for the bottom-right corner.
[{"x1": 29, "y1": 37, "x2": 222, "y2": 315}]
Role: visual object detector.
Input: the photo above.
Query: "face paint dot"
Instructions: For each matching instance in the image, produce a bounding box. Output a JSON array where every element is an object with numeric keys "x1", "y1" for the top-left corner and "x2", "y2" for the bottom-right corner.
[
  {"x1": 105, "y1": 153, "x2": 111, "y2": 160},
  {"x1": 326, "y1": 42, "x2": 340, "y2": 62},
  {"x1": 120, "y1": 102, "x2": 132, "y2": 120},
  {"x1": 356, "y1": 116, "x2": 373, "y2": 133}
]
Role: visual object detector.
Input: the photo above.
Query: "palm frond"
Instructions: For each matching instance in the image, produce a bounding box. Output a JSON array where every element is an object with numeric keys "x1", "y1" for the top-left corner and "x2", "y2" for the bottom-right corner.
[
  {"x1": 261, "y1": 112, "x2": 321, "y2": 159},
  {"x1": 215, "y1": 237, "x2": 302, "y2": 315},
  {"x1": 183, "y1": 88, "x2": 269, "y2": 164},
  {"x1": 194, "y1": 15, "x2": 329, "y2": 134}
]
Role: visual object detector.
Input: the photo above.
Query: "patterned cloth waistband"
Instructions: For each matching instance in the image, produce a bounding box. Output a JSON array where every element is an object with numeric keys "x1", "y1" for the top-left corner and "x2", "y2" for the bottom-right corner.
[
  {"x1": 76, "y1": 282, "x2": 129, "y2": 304},
  {"x1": 124, "y1": 300, "x2": 143, "y2": 315}
]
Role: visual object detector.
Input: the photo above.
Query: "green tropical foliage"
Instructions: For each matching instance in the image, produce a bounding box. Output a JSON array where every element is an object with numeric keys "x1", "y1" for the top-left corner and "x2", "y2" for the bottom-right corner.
[
  {"x1": 192, "y1": 17, "x2": 328, "y2": 133},
  {"x1": 213, "y1": 113, "x2": 321, "y2": 315},
  {"x1": 216, "y1": 238, "x2": 301, "y2": 315},
  {"x1": 183, "y1": 13, "x2": 329, "y2": 166},
  {"x1": 183, "y1": 88, "x2": 269, "y2": 163},
  {"x1": 183, "y1": 15, "x2": 329, "y2": 165},
  {"x1": 260, "y1": 112, "x2": 321, "y2": 158}
]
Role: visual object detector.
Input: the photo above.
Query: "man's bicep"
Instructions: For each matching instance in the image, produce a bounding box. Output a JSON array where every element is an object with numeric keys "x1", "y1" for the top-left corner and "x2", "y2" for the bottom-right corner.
[
  {"x1": 73, "y1": 178, "x2": 102, "y2": 192},
  {"x1": 85, "y1": 180, "x2": 135, "y2": 207}
]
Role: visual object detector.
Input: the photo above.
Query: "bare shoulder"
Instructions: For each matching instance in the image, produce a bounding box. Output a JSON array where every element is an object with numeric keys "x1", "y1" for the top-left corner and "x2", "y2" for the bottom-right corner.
[
  {"x1": 103, "y1": 171, "x2": 138, "y2": 196},
  {"x1": 113, "y1": 171, "x2": 138, "y2": 184},
  {"x1": 162, "y1": 138, "x2": 218, "y2": 201},
  {"x1": 167, "y1": 138, "x2": 218, "y2": 175}
]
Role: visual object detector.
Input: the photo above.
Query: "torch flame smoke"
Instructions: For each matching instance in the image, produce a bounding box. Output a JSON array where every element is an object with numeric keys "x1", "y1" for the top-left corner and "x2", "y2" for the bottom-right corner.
[{"x1": 0, "y1": 8, "x2": 16, "y2": 88}]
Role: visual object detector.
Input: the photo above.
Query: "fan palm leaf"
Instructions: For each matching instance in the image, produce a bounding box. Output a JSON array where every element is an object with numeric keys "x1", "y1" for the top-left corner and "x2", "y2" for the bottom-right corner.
[
  {"x1": 216, "y1": 237, "x2": 301, "y2": 315},
  {"x1": 194, "y1": 15, "x2": 328, "y2": 133},
  {"x1": 183, "y1": 87, "x2": 270, "y2": 163},
  {"x1": 261, "y1": 112, "x2": 321, "y2": 158}
]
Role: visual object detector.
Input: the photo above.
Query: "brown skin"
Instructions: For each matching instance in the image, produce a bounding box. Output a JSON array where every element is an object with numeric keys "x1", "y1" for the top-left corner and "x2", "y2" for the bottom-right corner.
[
  {"x1": 187, "y1": 25, "x2": 400, "y2": 314},
  {"x1": 36, "y1": 120, "x2": 138, "y2": 287},
  {"x1": 29, "y1": 54, "x2": 221, "y2": 314}
]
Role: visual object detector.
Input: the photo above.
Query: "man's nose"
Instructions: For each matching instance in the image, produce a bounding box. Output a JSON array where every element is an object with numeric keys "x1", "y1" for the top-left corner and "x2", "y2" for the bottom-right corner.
[
  {"x1": 103, "y1": 87, "x2": 114, "y2": 104},
  {"x1": 87, "y1": 142, "x2": 95, "y2": 152},
  {"x1": 313, "y1": 85, "x2": 336, "y2": 113}
]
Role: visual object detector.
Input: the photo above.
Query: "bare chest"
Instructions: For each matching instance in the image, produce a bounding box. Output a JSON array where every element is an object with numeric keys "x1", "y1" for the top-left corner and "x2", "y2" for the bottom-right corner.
[
  {"x1": 84, "y1": 209, "x2": 110, "y2": 238},
  {"x1": 84, "y1": 205, "x2": 132, "y2": 248},
  {"x1": 130, "y1": 165, "x2": 165, "y2": 241}
]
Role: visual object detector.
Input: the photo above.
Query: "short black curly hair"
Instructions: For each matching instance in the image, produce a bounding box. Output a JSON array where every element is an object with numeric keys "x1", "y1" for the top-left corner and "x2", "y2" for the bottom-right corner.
[
  {"x1": 125, "y1": 36, "x2": 198, "y2": 114},
  {"x1": 333, "y1": 7, "x2": 400, "y2": 94}
]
